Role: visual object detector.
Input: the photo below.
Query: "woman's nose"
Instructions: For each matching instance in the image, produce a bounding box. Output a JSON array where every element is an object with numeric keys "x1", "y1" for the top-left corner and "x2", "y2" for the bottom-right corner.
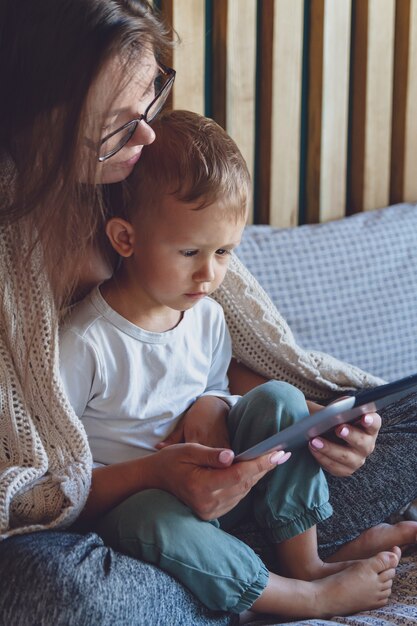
[{"x1": 130, "y1": 119, "x2": 156, "y2": 147}]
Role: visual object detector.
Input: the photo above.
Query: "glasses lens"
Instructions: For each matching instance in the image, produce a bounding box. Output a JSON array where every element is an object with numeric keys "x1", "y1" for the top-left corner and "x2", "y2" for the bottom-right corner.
[
  {"x1": 99, "y1": 123, "x2": 136, "y2": 160},
  {"x1": 146, "y1": 71, "x2": 175, "y2": 124}
]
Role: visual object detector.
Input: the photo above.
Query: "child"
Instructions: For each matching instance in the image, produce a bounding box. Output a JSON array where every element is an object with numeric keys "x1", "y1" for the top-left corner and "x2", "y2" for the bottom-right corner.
[{"x1": 59, "y1": 110, "x2": 400, "y2": 619}]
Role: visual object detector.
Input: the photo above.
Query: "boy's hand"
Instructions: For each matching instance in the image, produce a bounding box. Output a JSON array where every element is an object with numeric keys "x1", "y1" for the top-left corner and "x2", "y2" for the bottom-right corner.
[{"x1": 156, "y1": 396, "x2": 231, "y2": 449}]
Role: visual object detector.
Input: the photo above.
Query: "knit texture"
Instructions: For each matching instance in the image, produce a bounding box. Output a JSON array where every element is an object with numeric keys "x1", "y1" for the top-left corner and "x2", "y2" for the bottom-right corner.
[{"x1": 0, "y1": 155, "x2": 92, "y2": 539}]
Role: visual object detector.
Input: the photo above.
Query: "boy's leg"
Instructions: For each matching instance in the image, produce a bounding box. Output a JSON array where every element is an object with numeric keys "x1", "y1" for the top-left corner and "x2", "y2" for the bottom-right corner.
[
  {"x1": 95, "y1": 491, "x2": 400, "y2": 620},
  {"x1": 224, "y1": 381, "x2": 333, "y2": 577},
  {"x1": 95, "y1": 488, "x2": 269, "y2": 614},
  {"x1": 226, "y1": 381, "x2": 333, "y2": 541}
]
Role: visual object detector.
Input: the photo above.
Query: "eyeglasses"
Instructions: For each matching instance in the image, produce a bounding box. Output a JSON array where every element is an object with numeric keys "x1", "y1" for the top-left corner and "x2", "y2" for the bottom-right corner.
[{"x1": 97, "y1": 64, "x2": 176, "y2": 162}]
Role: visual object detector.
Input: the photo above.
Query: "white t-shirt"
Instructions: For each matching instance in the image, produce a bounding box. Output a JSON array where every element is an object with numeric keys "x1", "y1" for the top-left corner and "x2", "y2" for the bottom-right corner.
[{"x1": 59, "y1": 287, "x2": 239, "y2": 465}]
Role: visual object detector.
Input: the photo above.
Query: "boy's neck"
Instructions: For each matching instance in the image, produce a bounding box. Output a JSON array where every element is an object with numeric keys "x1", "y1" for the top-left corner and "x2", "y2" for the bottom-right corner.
[{"x1": 99, "y1": 273, "x2": 182, "y2": 333}]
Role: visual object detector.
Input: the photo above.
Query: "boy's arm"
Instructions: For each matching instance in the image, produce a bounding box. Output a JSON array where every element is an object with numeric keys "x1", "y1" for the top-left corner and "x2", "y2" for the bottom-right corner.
[{"x1": 157, "y1": 395, "x2": 231, "y2": 449}]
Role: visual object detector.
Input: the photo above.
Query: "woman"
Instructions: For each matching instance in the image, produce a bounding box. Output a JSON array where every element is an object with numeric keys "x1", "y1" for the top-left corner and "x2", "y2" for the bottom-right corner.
[
  {"x1": 0, "y1": 1, "x2": 415, "y2": 624},
  {"x1": 0, "y1": 1, "x2": 234, "y2": 624}
]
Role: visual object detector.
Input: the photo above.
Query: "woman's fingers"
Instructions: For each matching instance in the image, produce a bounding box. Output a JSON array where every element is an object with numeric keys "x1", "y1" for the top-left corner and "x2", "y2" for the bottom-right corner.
[
  {"x1": 309, "y1": 411, "x2": 382, "y2": 476},
  {"x1": 155, "y1": 443, "x2": 290, "y2": 520}
]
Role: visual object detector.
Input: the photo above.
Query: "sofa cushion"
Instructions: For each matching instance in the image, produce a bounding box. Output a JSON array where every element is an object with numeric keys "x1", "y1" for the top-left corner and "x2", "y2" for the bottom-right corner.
[{"x1": 236, "y1": 203, "x2": 417, "y2": 382}]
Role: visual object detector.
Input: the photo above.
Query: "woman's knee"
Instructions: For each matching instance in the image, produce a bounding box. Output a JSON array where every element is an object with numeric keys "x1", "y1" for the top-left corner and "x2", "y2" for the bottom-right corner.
[
  {"x1": 0, "y1": 529, "x2": 227, "y2": 626},
  {"x1": 0, "y1": 531, "x2": 123, "y2": 625}
]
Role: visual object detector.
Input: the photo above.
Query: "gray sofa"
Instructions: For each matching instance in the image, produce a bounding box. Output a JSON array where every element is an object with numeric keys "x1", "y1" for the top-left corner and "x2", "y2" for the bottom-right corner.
[{"x1": 233, "y1": 202, "x2": 417, "y2": 626}]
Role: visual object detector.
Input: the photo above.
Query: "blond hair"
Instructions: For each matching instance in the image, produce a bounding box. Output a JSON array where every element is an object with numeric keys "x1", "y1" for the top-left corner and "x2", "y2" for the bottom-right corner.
[{"x1": 122, "y1": 109, "x2": 251, "y2": 222}]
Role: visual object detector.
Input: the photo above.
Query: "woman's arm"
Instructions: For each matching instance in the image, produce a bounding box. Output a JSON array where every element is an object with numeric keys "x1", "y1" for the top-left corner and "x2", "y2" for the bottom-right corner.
[
  {"x1": 228, "y1": 358, "x2": 381, "y2": 477},
  {"x1": 79, "y1": 442, "x2": 287, "y2": 524}
]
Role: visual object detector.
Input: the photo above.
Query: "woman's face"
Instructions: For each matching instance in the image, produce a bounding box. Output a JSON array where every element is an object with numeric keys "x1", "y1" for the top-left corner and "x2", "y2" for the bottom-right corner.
[{"x1": 83, "y1": 49, "x2": 158, "y2": 184}]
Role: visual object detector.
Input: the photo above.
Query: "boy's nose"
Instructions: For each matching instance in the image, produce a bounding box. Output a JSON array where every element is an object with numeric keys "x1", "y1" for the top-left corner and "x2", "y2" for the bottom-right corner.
[{"x1": 194, "y1": 261, "x2": 215, "y2": 283}]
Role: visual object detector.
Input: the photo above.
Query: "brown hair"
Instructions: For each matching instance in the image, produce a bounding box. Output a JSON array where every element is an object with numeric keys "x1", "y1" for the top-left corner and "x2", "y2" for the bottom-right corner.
[
  {"x1": 121, "y1": 109, "x2": 251, "y2": 222},
  {"x1": 0, "y1": 0, "x2": 173, "y2": 310}
]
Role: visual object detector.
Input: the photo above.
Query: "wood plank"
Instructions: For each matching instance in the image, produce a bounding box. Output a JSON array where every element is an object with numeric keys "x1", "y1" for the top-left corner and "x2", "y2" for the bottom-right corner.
[
  {"x1": 269, "y1": 0, "x2": 304, "y2": 227},
  {"x1": 390, "y1": 0, "x2": 410, "y2": 204},
  {"x1": 157, "y1": 0, "x2": 174, "y2": 109},
  {"x1": 363, "y1": 0, "x2": 395, "y2": 211},
  {"x1": 211, "y1": 0, "x2": 228, "y2": 129},
  {"x1": 349, "y1": 0, "x2": 369, "y2": 214},
  {"x1": 255, "y1": 0, "x2": 274, "y2": 224},
  {"x1": 403, "y1": 0, "x2": 417, "y2": 201},
  {"x1": 319, "y1": 0, "x2": 351, "y2": 222},
  {"x1": 305, "y1": 0, "x2": 325, "y2": 224},
  {"x1": 225, "y1": 0, "x2": 257, "y2": 221},
  {"x1": 170, "y1": 0, "x2": 205, "y2": 114}
]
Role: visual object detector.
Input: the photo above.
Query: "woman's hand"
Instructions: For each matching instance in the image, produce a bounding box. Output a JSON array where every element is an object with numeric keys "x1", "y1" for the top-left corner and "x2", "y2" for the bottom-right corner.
[
  {"x1": 156, "y1": 396, "x2": 231, "y2": 449},
  {"x1": 152, "y1": 443, "x2": 288, "y2": 520},
  {"x1": 307, "y1": 400, "x2": 381, "y2": 476},
  {"x1": 82, "y1": 441, "x2": 289, "y2": 524}
]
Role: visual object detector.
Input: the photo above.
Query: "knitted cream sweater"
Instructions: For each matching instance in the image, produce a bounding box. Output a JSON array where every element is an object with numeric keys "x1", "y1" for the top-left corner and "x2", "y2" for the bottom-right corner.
[
  {"x1": 0, "y1": 156, "x2": 92, "y2": 539},
  {"x1": 0, "y1": 156, "x2": 382, "y2": 539}
]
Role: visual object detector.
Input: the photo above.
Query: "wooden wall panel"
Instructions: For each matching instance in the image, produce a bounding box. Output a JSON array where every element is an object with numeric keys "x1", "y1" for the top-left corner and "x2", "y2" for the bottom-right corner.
[
  {"x1": 158, "y1": 0, "x2": 417, "y2": 226},
  {"x1": 210, "y1": 1, "x2": 257, "y2": 221},
  {"x1": 269, "y1": 0, "x2": 304, "y2": 227},
  {"x1": 318, "y1": 0, "x2": 351, "y2": 222},
  {"x1": 350, "y1": 0, "x2": 396, "y2": 213},
  {"x1": 364, "y1": 0, "x2": 395, "y2": 212},
  {"x1": 403, "y1": 0, "x2": 417, "y2": 201},
  {"x1": 170, "y1": 0, "x2": 205, "y2": 114},
  {"x1": 305, "y1": 0, "x2": 325, "y2": 224},
  {"x1": 390, "y1": 0, "x2": 410, "y2": 204},
  {"x1": 255, "y1": 0, "x2": 274, "y2": 225},
  {"x1": 225, "y1": 0, "x2": 257, "y2": 217}
]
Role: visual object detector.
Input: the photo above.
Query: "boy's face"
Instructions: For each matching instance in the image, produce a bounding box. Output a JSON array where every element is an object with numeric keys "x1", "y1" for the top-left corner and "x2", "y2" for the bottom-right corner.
[{"x1": 127, "y1": 195, "x2": 246, "y2": 313}]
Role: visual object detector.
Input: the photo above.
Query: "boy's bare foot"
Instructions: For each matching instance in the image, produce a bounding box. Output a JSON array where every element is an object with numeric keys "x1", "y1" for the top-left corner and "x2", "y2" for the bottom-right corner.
[
  {"x1": 327, "y1": 521, "x2": 417, "y2": 562},
  {"x1": 312, "y1": 548, "x2": 400, "y2": 618},
  {"x1": 252, "y1": 549, "x2": 400, "y2": 619}
]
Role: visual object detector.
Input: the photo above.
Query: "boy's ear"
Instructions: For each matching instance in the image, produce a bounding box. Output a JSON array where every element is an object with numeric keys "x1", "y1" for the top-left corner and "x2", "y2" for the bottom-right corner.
[{"x1": 105, "y1": 217, "x2": 135, "y2": 257}]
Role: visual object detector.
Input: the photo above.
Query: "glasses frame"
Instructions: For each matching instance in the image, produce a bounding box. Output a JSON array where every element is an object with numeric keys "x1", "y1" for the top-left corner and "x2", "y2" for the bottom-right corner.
[{"x1": 97, "y1": 64, "x2": 176, "y2": 162}]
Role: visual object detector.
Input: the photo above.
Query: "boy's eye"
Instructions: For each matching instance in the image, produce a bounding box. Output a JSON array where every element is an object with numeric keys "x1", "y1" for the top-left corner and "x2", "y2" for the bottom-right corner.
[
  {"x1": 181, "y1": 250, "x2": 198, "y2": 257},
  {"x1": 216, "y1": 249, "x2": 231, "y2": 256}
]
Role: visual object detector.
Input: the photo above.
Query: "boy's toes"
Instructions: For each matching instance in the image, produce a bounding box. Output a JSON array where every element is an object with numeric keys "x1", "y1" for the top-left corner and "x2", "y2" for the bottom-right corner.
[
  {"x1": 373, "y1": 550, "x2": 400, "y2": 573},
  {"x1": 379, "y1": 570, "x2": 396, "y2": 586},
  {"x1": 391, "y1": 545, "x2": 402, "y2": 560}
]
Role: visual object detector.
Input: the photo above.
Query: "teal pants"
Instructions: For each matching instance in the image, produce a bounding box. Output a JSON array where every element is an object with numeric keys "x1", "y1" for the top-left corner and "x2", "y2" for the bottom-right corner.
[{"x1": 96, "y1": 381, "x2": 332, "y2": 613}]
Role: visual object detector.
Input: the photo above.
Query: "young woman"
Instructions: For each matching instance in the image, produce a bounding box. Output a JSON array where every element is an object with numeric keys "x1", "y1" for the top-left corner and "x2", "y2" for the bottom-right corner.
[{"x1": 0, "y1": 1, "x2": 416, "y2": 624}]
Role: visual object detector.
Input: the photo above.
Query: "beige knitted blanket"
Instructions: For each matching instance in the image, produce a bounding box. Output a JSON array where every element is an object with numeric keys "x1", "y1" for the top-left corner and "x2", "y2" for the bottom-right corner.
[{"x1": 0, "y1": 155, "x2": 382, "y2": 538}]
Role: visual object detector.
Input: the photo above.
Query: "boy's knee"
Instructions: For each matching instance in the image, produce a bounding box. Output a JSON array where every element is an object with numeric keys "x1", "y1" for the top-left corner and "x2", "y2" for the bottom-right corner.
[
  {"x1": 229, "y1": 380, "x2": 308, "y2": 438},
  {"x1": 245, "y1": 380, "x2": 306, "y2": 417}
]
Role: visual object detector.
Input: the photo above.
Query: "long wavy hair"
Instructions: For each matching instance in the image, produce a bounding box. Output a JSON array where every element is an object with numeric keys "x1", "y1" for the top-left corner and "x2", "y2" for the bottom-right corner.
[{"x1": 0, "y1": 0, "x2": 172, "y2": 311}]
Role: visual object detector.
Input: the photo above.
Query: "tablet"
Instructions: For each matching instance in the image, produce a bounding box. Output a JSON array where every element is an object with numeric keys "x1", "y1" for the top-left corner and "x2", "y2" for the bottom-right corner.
[{"x1": 235, "y1": 373, "x2": 417, "y2": 462}]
